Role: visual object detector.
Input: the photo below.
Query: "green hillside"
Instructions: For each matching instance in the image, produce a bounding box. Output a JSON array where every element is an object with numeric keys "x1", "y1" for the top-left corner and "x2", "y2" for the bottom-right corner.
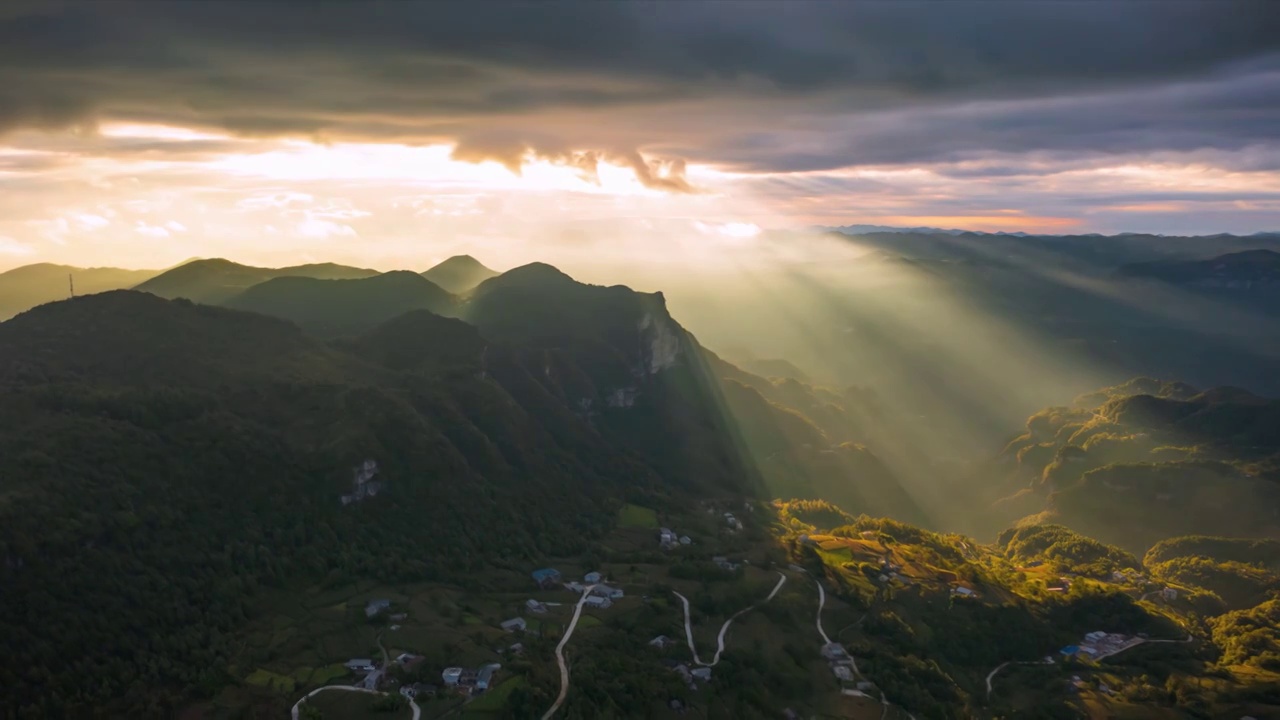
[
  {"x1": 133, "y1": 258, "x2": 379, "y2": 304},
  {"x1": 992, "y1": 379, "x2": 1280, "y2": 551},
  {"x1": 223, "y1": 271, "x2": 457, "y2": 337}
]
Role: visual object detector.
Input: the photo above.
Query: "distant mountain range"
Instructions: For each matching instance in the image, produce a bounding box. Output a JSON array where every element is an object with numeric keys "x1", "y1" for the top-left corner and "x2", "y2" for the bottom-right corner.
[
  {"x1": 0, "y1": 263, "x2": 160, "y2": 320},
  {"x1": 821, "y1": 224, "x2": 1280, "y2": 240}
]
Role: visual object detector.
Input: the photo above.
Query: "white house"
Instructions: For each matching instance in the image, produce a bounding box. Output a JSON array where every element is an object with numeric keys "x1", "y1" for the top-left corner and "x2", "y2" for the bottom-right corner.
[
  {"x1": 584, "y1": 595, "x2": 612, "y2": 609},
  {"x1": 525, "y1": 598, "x2": 548, "y2": 613},
  {"x1": 832, "y1": 665, "x2": 854, "y2": 681},
  {"x1": 584, "y1": 571, "x2": 602, "y2": 584},
  {"x1": 659, "y1": 528, "x2": 676, "y2": 544},
  {"x1": 1085, "y1": 631, "x2": 1108, "y2": 643},
  {"x1": 649, "y1": 635, "x2": 674, "y2": 648},
  {"x1": 679, "y1": 535, "x2": 692, "y2": 545},
  {"x1": 441, "y1": 667, "x2": 464, "y2": 686},
  {"x1": 1161, "y1": 587, "x2": 1178, "y2": 601},
  {"x1": 500, "y1": 617, "x2": 527, "y2": 632},
  {"x1": 345, "y1": 658, "x2": 375, "y2": 672},
  {"x1": 951, "y1": 586, "x2": 976, "y2": 597}
]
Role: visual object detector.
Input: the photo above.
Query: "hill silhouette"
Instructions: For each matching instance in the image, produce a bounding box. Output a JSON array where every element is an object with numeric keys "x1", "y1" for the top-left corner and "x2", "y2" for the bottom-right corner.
[
  {"x1": 223, "y1": 271, "x2": 456, "y2": 337},
  {"x1": 0, "y1": 263, "x2": 160, "y2": 320},
  {"x1": 422, "y1": 254, "x2": 498, "y2": 294},
  {"x1": 133, "y1": 258, "x2": 379, "y2": 304}
]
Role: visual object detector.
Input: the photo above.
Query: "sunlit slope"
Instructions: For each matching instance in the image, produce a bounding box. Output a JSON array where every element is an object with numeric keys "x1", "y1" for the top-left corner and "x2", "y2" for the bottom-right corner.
[
  {"x1": 0, "y1": 262, "x2": 160, "y2": 319},
  {"x1": 995, "y1": 378, "x2": 1280, "y2": 551},
  {"x1": 778, "y1": 500, "x2": 1280, "y2": 719},
  {"x1": 133, "y1": 258, "x2": 379, "y2": 304}
]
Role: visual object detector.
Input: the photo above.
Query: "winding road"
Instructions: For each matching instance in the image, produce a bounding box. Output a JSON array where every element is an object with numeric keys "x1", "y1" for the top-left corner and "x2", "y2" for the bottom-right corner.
[
  {"x1": 674, "y1": 571, "x2": 788, "y2": 667},
  {"x1": 540, "y1": 583, "x2": 597, "y2": 720},
  {"x1": 815, "y1": 580, "x2": 831, "y2": 645},
  {"x1": 290, "y1": 684, "x2": 420, "y2": 720}
]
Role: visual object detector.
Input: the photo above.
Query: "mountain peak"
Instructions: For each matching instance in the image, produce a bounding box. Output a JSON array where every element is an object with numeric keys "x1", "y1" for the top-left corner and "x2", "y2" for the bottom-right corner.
[{"x1": 422, "y1": 255, "x2": 499, "y2": 294}]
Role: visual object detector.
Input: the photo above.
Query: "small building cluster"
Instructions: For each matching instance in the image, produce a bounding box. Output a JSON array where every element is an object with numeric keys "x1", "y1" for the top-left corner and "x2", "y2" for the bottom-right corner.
[
  {"x1": 711, "y1": 556, "x2": 741, "y2": 572},
  {"x1": 659, "y1": 528, "x2": 691, "y2": 549},
  {"x1": 341, "y1": 459, "x2": 382, "y2": 505},
  {"x1": 441, "y1": 663, "x2": 502, "y2": 696},
  {"x1": 1060, "y1": 631, "x2": 1142, "y2": 661},
  {"x1": 723, "y1": 512, "x2": 743, "y2": 531},
  {"x1": 662, "y1": 659, "x2": 711, "y2": 687},
  {"x1": 821, "y1": 642, "x2": 858, "y2": 684}
]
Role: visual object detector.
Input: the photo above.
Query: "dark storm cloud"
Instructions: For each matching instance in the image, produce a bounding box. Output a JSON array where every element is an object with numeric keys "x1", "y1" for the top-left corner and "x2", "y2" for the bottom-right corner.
[{"x1": 1, "y1": 1, "x2": 1279, "y2": 183}]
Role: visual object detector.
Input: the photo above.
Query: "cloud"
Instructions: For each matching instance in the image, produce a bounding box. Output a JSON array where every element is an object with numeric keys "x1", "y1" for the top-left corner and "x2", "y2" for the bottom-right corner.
[
  {"x1": 0, "y1": 2, "x2": 1277, "y2": 186},
  {"x1": 0, "y1": 235, "x2": 34, "y2": 256}
]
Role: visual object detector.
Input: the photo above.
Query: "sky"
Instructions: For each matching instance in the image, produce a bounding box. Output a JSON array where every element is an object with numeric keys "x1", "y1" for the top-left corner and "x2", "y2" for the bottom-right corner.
[{"x1": 2, "y1": 1, "x2": 1280, "y2": 271}]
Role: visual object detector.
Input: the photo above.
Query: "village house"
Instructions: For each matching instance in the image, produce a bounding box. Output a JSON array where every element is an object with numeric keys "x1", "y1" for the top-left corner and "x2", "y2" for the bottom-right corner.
[
  {"x1": 500, "y1": 617, "x2": 527, "y2": 632},
  {"x1": 659, "y1": 528, "x2": 677, "y2": 548},
  {"x1": 531, "y1": 568, "x2": 562, "y2": 589},
  {"x1": 345, "y1": 658, "x2": 376, "y2": 673},
  {"x1": 584, "y1": 595, "x2": 612, "y2": 609},
  {"x1": 649, "y1": 635, "x2": 675, "y2": 648},
  {"x1": 584, "y1": 571, "x2": 602, "y2": 584},
  {"x1": 821, "y1": 643, "x2": 850, "y2": 661},
  {"x1": 441, "y1": 667, "x2": 464, "y2": 686},
  {"x1": 365, "y1": 598, "x2": 392, "y2": 617},
  {"x1": 525, "y1": 598, "x2": 548, "y2": 614},
  {"x1": 832, "y1": 665, "x2": 854, "y2": 681},
  {"x1": 691, "y1": 667, "x2": 712, "y2": 682},
  {"x1": 592, "y1": 584, "x2": 624, "y2": 599},
  {"x1": 564, "y1": 581, "x2": 586, "y2": 593},
  {"x1": 1161, "y1": 587, "x2": 1178, "y2": 601},
  {"x1": 951, "y1": 586, "x2": 976, "y2": 598},
  {"x1": 476, "y1": 663, "x2": 501, "y2": 691},
  {"x1": 679, "y1": 535, "x2": 692, "y2": 545}
]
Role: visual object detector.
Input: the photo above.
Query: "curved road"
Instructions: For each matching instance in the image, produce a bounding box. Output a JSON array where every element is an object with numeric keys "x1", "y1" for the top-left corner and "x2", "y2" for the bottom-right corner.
[
  {"x1": 674, "y1": 571, "x2": 787, "y2": 667},
  {"x1": 540, "y1": 583, "x2": 597, "y2": 720},
  {"x1": 815, "y1": 579, "x2": 914, "y2": 720},
  {"x1": 815, "y1": 580, "x2": 831, "y2": 645},
  {"x1": 291, "y1": 685, "x2": 420, "y2": 720}
]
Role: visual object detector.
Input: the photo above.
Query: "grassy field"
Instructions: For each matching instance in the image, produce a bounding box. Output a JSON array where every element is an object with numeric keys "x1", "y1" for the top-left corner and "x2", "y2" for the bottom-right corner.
[{"x1": 618, "y1": 503, "x2": 659, "y2": 528}]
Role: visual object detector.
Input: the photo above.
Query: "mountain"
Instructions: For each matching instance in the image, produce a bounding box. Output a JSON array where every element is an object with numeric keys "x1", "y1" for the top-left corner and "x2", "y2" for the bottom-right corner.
[
  {"x1": 994, "y1": 378, "x2": 1280, "y2": 551},
  {"x1": 421, "y1": 254, "x2": 499, "y2": 294},
  {"x1": 0, "y1": 263, "x2": 160, "y2": 320},
  {"x1": 222, "y1": 271, "x2": 457, "y2": 337},
  {"x1": 133, "y1": 258, "x2": 379, "y2": 304},
  {"x1": 1118, "y1": 250, "x2": 1280, "y2": 310},
  {"x1": 0, "y1": 286, "x2": 682, "y2": 716}
]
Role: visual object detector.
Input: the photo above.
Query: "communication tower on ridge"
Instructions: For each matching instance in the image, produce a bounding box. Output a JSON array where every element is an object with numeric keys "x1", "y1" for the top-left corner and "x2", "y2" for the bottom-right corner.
[{"x1": 69, "y1": 274, "x2": 75, "y2": 299}]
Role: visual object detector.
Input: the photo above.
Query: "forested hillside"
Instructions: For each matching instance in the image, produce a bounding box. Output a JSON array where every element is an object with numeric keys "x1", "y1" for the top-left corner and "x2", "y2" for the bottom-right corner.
[
  {"x1": 0, "y1": 264, "x2": 893, "y2": 716},
  {"x1": 992, "y1": 378, "x2": 1280, "y2": 551}
]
